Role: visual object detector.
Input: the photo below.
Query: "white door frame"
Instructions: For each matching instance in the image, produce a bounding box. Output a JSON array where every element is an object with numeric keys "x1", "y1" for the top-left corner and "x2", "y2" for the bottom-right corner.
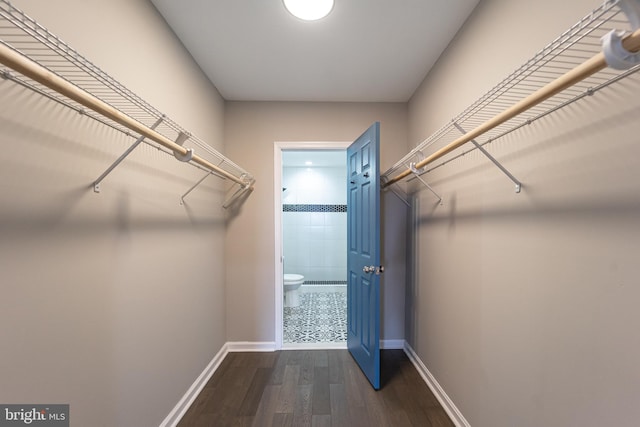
[{"x1": 274, "y1": 141, "x2": 351, "y2": 350}]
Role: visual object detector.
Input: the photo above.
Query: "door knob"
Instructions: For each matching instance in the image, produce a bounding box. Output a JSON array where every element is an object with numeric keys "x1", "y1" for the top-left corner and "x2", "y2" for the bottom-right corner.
[{"x1": 363, "y1": 265, "x2": 384, "y2": 274}]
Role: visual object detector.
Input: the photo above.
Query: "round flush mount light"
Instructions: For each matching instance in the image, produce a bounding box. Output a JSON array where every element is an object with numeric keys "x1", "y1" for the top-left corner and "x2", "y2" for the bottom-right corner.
[{"x1": 283, "y1": 0, "x2": 334, "y2": 21}]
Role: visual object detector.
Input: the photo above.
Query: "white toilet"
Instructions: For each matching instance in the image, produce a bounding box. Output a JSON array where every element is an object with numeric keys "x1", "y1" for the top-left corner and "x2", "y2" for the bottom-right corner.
[{"x1": 283, "y1": 273, "x2": 304, "y2": 307}]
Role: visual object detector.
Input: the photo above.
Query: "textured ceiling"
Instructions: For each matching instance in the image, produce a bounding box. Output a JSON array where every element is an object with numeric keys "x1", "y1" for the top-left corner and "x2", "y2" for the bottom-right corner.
[{"x1": 150, "y1": 0, "x2": 479, "y2": 102}]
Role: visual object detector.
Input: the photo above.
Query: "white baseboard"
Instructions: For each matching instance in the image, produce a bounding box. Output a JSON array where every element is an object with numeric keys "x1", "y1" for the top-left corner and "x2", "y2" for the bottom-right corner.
[
  {"x1": 226, "y1": 341, "x2": 276, "y2": 352},
  {"x1": 282, "y1": 342, "x2": 347, "y2": 350},
  {"x1": 403, "y1": 343, "x2": 470, "y2": 427},
  {"x1": 159, "y1": 342, "x2": 230, "y2": 427},
  {"x1": 161, "y1": 340, "x2": 467, "y2": 427},
  {"x1": 280, "y1": 340, "x2": 403, "y2": 350},
  {"x1": 159, "y1": 341, "x2": 276, "y2": 426},
  {"x1": 380, "y1": 339, "x2": 406, "y2": 349}
]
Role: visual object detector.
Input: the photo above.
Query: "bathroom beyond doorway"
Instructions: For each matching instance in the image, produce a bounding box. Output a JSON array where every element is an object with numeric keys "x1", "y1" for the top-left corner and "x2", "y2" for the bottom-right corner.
[{"x1": 274, "y1": 142, "x2": 351, "y2": 349}]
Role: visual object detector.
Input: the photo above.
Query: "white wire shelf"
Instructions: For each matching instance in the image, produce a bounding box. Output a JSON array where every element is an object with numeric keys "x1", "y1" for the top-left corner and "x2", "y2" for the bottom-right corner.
[
  {"x1": 382, "y1": 0, "x2": 640, "y2": 189},
  {"x1": 0, "y1": 0, "x2": 254, "y2": 203}
]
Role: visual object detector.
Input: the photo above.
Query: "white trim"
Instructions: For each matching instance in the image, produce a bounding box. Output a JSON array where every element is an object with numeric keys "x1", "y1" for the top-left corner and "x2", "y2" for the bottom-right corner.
[
  {"x1": 273, "y1": 141, "x2": 352, "y2": 350},
  {"x1": 403, "y1": 343, "x2": 471, "y2": 427},
  {"x1": 274, "y1": 144, "x2": 284, "y2": 350},
  {"x1": 282, "y1": 342, "x2": 347, "y2": 350},
  {"x1": 281, "y1": 339, "x2": 401, "y2": 350},
  {"x1": 380, "y1": 339, "x2": 406, "y2": 349},
  {"x1": 300, "y1": 284, "x2": 346, "y2": 293},
  {"x1": 226, "y1": 341, "x2": 277, "y2": 352},
  {"x1": 159, "y1": 343, "x2": 230, "y2": 427}
]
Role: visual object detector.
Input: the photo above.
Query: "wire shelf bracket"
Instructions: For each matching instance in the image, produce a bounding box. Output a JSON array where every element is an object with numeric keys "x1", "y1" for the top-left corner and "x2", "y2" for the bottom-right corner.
[
  {"x1": 222, "y1": 177, "x2": 254, "y2": 209},
  {"x1": 407, "y1": 162, "x2": 444, "y2": 206},
  {"x1": 93, "y1": 116, "x2": 164, "y2": 193},
  {"x1": 381, "y1": 176, "x2": 411, "y2": 208},
  {"x1": 452, "y1": 122, "x2": 522, "y2": 193},
  {"x1": 180, "y1": 171, "x2": 213, "y2": 205}
]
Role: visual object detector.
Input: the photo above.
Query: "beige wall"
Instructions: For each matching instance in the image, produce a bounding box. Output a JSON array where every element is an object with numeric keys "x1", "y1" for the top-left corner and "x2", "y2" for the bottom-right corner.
[
  {"x1": 407, "y1": 0, "x2": 640, "y2": 426},
  {"x1": 224, "y1": 102, "x2": 408, "y2": 343},
  {"x1": 7, "y1": 0, "x2": 638, "y2": 425},
  {"x1": 1, "y1": 1, "x2": 227, "y2": 426}
]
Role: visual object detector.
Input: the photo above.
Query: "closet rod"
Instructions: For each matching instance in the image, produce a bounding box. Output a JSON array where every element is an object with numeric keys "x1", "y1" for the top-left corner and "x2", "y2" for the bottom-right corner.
[
  {"x1": 382, "y1": 28, "x2": 640, "y2": 189},
  {"x1": 0, "y1": 42, "x2": 247, "y2": 187}
]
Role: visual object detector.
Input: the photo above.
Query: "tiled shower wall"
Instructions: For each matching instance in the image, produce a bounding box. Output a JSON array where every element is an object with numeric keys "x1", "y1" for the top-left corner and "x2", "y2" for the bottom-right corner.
[{"x1": 282, "y1": 166, "x2": 347, "y2": 283}]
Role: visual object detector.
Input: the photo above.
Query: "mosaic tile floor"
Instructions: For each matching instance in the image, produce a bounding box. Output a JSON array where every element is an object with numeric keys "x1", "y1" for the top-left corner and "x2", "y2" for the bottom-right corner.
[{"x1": 283, "y1": 291, "x2": 347, "y2": 343}]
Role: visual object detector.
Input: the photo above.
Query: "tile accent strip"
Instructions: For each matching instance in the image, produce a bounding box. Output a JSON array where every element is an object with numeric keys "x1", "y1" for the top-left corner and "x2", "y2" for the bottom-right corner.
[{"x1": 283, "y1": 204, "x2": 347, "y2": 213}]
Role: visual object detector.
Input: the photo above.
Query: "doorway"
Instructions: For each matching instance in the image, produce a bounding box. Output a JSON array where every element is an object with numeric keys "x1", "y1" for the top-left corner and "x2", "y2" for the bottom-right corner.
[{"x1": 274, "y1": 141, "x2": 351, "y2": 349}]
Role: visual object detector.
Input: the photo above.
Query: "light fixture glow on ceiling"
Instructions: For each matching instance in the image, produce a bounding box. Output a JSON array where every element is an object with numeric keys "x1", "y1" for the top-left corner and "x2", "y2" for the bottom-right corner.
[
  {"x1": 305, "y1": 161, "x2": 313, "y2": 166},
  {"x1": 283, "y1": 0, "x2": 334, "y2": 21}
]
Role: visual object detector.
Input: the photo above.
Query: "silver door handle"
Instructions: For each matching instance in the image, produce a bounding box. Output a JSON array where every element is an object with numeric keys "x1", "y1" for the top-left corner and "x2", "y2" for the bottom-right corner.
[{"x1": 363, "y1": 265, "x2": 385, "y2": 275}]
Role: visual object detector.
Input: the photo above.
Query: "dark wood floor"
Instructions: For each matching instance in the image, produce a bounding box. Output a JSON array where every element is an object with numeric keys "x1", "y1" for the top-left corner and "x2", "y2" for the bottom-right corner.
[{"x1": 177, "y1": 349, "x2": 454, "y2": 427}]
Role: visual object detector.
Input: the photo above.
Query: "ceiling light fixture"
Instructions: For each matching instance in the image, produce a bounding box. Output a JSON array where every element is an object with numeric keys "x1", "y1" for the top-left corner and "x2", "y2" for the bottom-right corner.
[{"x1": 283, "y1": 0, "x2": 334, "y2": 21}]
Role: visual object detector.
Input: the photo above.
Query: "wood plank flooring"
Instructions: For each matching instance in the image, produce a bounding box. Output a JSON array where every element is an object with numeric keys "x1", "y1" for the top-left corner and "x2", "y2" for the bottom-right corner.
[{"x1": 177, "y1": 349, "x2": 453, "y2": 427}]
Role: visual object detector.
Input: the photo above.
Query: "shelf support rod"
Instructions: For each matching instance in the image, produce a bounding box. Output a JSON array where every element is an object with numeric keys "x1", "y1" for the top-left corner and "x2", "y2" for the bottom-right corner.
[
  {"x1": 223, "y1": 179, "x2": 254, "y2": 209},
  {"x1": 409, "y1": 163, "x2": 443, "y2": 205},
  {"x1": 180, "y1": 171, "x2": 212, "y2": 205},
  {"x1": 93, "y1": 116, "x2": 164, "y2": 193},
  {"x1": 381, "y1": 177, "x2": 411, "y2": 207},
  {"x1": 453, "y1": 122, "x2": 522, "y2": 193}
]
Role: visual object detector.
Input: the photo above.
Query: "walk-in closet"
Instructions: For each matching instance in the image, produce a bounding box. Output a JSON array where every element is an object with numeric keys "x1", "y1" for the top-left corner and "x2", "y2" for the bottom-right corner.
[{"x1": 1, "y1": 0, "x2": 639, "y2": 426}]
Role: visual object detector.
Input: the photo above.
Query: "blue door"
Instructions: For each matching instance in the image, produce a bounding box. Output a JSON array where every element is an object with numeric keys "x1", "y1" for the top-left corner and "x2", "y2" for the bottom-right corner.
[{"x1": 347, "y1": 122, "x2": 381, "y2": 389}]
